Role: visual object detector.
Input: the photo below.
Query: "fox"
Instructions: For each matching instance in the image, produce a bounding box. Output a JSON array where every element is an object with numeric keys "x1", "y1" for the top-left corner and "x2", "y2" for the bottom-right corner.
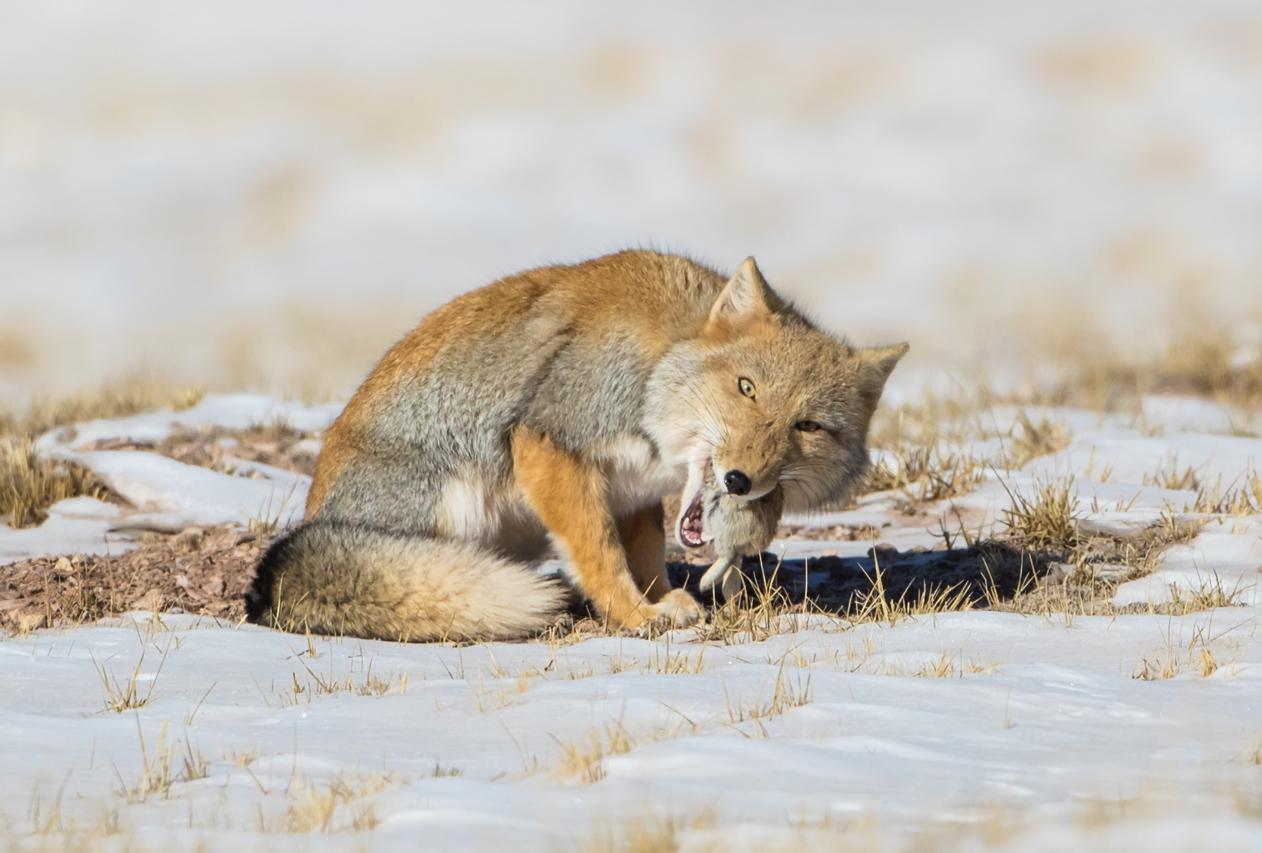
[
  {"x1": 245, "y1": 250, "x2": 906, "y2": 642},
  {"x1": 696, "y1": 474, "x2": 784, "y2": 603}
]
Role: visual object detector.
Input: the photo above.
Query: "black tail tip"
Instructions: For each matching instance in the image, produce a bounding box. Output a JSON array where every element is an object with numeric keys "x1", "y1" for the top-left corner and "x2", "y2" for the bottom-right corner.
[{"x1": 245, "y1": 525, "x2": 300, "y2": 623}]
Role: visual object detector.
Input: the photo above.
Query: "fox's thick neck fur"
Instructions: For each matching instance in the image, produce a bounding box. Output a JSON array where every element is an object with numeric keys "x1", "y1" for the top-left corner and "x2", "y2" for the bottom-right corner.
[{"x1": 246, "y1": 250, "x2": 906, "y2": 641}]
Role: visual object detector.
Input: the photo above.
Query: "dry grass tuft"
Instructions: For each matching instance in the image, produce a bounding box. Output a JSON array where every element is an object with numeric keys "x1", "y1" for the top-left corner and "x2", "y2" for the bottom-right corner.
[
  {"x1": 281, "y1": 655, "x2": 410, "y2": 706},
  {"x1": 1001, "y1": 479, "x2": 1079, "y2": 554},
  {"x1": 1133, "y1": 651, "x2": 1180, "y2": 681},
  {"x1": 0, "y1": 437, "x2": 109, "y2": 528},
  {"x1": 277, "y1": 772, "x2": 403, "y2": 833},
  {"x1": 579, "y1": 811, "x2": 717, "y2": 853},
  {"x1": 866, "y1": 443, "x2": 988, "y2": 502},
  {"x1": 725, "y1": 655, "x2": 814, "y2": 728},
  {"x1": 1, "y1": 384, "x2": 205, "y2": 443},
  {"x1": 1006, "y1": 412, "x2": 1072, "y2": 468},
  {"x1": 693, "y1": 562, "x2": 818, "y2": 644},
  {"x1": 113, "y1": 720, "x2": 208, "y2": 804},
  {"x1": 0, "y1": 383, "x2": 204, "y2": 528},
  {"x1": 1196, "y1": 647, "x2": 1219, "y2": 678},
  {"x1": 1041, "y1": 331, "x2": 1262, "y2": 411},
  {"x1": 1163, "y1": 574, "x2": 1247, "y2": 614},
  {"x1": 551, "y1": 718, "x2": 636, "y2": 784},
  {"x1": 1190, "y1": 470, "x2": 1262, "y2": 515},
  {"x1": 94, "y1": 643, "x2": 170, "y2": 714}
]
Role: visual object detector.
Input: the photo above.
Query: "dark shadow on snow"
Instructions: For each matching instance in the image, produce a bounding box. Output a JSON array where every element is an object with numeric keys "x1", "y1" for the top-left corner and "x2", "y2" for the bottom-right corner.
[{"x1": 665, "y1": 542, "x2": 1058, "y2": 615}]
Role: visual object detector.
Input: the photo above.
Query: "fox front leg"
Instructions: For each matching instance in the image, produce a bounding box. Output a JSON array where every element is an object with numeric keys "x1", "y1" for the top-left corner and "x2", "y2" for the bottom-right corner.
[{"x1": 511, "y1": 426, "x2": 703, "y2": 630}]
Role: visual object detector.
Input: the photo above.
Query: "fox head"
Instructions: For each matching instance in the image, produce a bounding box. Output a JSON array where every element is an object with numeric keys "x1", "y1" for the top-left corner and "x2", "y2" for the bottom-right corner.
[{"x1": 646, "y1": 257, "x2": 906, "y2": 546}]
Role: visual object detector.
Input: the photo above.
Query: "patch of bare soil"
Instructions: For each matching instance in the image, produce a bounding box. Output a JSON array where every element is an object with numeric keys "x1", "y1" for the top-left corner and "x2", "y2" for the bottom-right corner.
[
  {"x1": 0, "y1": 526, "x2": 265, "y2": 634},
  {"x1": 83, "y1": 424, "x2": 320, "y2": 478}
]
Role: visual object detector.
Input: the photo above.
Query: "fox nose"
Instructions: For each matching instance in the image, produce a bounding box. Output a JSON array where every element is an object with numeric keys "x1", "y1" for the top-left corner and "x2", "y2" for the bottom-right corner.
[{"x1": 724, "y1": 470, "x2": 752, "y2": 496}]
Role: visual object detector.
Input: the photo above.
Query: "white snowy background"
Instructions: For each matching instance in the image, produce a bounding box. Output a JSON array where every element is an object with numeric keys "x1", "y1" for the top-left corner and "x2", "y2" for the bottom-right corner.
[{"x1": 2, "y1": 0, "x2": 1261, "y2": 405}]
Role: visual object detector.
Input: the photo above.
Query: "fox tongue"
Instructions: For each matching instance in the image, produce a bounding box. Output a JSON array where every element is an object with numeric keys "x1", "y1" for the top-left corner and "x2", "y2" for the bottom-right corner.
[{"x1": 679, "y1": 492, "x2": 705, "y2": 548}]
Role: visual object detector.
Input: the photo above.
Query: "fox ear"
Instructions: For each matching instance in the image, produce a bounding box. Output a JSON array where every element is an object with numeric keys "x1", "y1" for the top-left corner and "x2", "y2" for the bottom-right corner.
[
  {"x1": 855, "y1": 343, "x2": 909, "y2": 409},
  {"x1": 709, "y1": 257, "x2": 775, "y2": 325}
]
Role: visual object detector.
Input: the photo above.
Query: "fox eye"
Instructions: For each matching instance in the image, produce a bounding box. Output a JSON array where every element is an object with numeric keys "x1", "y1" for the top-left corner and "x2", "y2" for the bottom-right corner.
[
  {"x1": 737, "y1": 377, "x2": 756, "y2": 399},
  {"x1": 795, "y1": 420, "x2": 822, "y2": 433}
]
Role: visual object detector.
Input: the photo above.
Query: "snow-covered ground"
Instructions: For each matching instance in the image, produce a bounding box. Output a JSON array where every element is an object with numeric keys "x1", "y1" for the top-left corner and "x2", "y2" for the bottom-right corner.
[{"x1": 2, "y1": 395, "x2": 1260, "y2": 850}]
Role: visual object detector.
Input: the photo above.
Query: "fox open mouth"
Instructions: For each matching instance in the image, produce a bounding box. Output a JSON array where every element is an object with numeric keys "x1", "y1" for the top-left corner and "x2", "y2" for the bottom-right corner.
[{"x1": 678, "y1": 490, "x2": 706, "y2": 548}]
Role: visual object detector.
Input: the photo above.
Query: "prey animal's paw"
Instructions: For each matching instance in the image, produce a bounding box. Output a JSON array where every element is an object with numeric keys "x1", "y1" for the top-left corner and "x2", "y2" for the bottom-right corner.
[
  {"x1": 646, "y1": 589, "x2": 704, "y2": 630},
  {"x1": 718, "y1": 567, "x2": 744, "y2": 603},
  {"x1": 698, "y1": 559, "x2": 728, "y2": 593}
]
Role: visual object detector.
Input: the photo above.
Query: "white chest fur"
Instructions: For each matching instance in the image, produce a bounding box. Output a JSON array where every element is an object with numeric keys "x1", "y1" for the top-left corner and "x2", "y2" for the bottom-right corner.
[{"x1": 592, "y1": 436, "x2": 686, "y2": 515}]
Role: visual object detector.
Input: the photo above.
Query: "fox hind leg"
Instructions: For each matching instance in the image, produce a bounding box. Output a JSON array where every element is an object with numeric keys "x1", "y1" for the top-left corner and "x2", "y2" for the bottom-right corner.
[{"x1": 616, "y1": 503, "x2": 671, "y2": 603}]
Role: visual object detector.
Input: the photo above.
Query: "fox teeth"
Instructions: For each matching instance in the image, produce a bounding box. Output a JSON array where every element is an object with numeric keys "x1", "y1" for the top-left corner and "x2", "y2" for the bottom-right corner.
[{"x1": 678, "y1": 491, "x2": 706, "y2": 548}]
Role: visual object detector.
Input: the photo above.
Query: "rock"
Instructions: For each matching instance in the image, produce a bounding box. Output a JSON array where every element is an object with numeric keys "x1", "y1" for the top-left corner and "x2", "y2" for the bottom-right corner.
[
  {"x1": 129, "y1": 589, "x2": 164, "y2": 612},
  {"x1": 16, "y1": 612, "x2": 47, "y2": 633}
]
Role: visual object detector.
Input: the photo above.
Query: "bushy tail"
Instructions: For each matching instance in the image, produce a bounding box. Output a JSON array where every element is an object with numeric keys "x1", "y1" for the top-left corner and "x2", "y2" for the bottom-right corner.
[{"x1": 245, "y1": 521, "x2": 566, "y2": 642}]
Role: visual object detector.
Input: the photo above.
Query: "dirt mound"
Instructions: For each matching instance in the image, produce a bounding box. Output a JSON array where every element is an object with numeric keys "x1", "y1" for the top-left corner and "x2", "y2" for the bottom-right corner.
[{"x1": 1, "y1": 526, "x2": 265, "y2": 633}]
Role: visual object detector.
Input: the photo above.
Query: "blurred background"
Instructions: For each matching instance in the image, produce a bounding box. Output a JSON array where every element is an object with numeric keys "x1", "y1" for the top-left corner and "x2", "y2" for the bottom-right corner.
[{"x1": 2, "y1": 0, "x2": 1261, "y2": 410}]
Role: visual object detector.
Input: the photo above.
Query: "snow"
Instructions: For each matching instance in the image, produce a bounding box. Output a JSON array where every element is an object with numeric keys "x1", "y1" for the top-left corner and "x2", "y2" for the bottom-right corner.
[
  {"x1": 0, "y1": 395, "x2": 324, "y2": 563},
  {"x1": 3, "y1": 393, "x2": 1262, "y2": 848},
  {"x1": 1114, "y1": 518, "x2": 1262, "y2": 607},
  {"x1": 4, "y1": 2, "x2": 1262, "y2": 406},
  {"x1": 2, "y1": 608, "x2": 1259, "y2": 850},
  {"x1": 0, "y1": 497, "x2": 133, "y2": 565},
  {"x1": 33, "y1": 394, "x2": 341, "y2": 454}
]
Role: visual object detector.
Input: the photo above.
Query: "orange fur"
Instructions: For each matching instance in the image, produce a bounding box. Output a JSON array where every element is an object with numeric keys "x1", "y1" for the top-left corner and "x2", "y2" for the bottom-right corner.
[
  {"x1": 616, "y1": 503, "x2": 670, "y2": 602},
  {"x1": 511, "y1": 425, "x2": 657, "y2": 628}
]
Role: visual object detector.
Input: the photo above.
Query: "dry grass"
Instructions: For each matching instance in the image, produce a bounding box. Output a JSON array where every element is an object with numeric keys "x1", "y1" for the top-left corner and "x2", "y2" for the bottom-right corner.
[
  {"x1": 866, "y1": 442, "x2": 989, "y2": 502},
  {"x1": 264, "y1": 771, "x2": 408, "y2": 834},
  {"x1": 693, "y1": 562, "x2": 820, "y2": 644},
  {"x1": 1190, "y1": 470, "x2": 1262, "y2": 515},
  {"x1": 1133, "y1": 651, "x2": 1180, "y2": 681},
  {"x1": 1163, "y1": 574, "x2": 1248, "y2": 614},
  {"x1": 0, "y1": 437, "x2": 110, "y2": 528},
  {"x1": 579, "y1": 811, "x2": 718, "y2": 853},
  {"x1": 880, "y1": 651, "x2": 992, "y2": 679},
  {"x1": 1005, "y1": 412, "x2": 1072, "y2": 468},
  {"x1": 548, "y1": 713, "x2": 701, "y2": 785},
  {"x1": 724, "y1": 654, "x2": 814, "y2": 730},
  {"x1": 0, "y1": 383, "x2": 204, "y2": 529},
  {"x1": 0, "y1": 383, "x2": 206, "y2": 442},
  {"x1": 551, "y1": 718, "x2": 636, "y2": 784},
  {"x1": 1000, "y1": 479, "x2": 1080, "y2": 554},
  {"x1": 93, "y1": 642, "x2": 170, "y2": 714},
  {"x1": 862, "y1": 401, "x2": 1070, "y2": 511},
  {"x1": 277, "y1": 654, "x2": 410, "y2": 707},
  {"x1": 113, "y1": 720, "x2": 209, "y2": 804},
  {"x1": 1034, "y1": 329, "x2": 1262, "y2": 412}
]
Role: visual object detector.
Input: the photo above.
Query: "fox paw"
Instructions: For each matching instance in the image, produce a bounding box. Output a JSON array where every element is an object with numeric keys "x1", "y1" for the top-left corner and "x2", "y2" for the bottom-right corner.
[{"x1": 645, "y1": 589, "x2": 704, "y2": 631}]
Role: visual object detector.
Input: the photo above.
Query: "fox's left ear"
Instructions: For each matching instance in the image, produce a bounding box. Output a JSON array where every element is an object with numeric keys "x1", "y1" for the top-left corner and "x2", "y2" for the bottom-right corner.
[
  {"x1": 709, "y1": 257, "x2": 778, "y2": 325},
  {"x1": 855, "y1": 343, "x2": 909, "y2": 409}
]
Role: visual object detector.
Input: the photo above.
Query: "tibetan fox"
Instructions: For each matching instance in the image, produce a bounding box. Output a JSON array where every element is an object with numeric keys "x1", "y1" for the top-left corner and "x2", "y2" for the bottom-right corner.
[{"x1": 246, "y1": 250, "x2": 906, "y2": 641}]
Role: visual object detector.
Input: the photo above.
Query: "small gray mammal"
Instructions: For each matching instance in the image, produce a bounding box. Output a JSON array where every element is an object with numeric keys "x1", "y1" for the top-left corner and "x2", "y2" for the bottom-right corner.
[{"x1": 697, "y1": 481, "x2": 784, "y2": 602}]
